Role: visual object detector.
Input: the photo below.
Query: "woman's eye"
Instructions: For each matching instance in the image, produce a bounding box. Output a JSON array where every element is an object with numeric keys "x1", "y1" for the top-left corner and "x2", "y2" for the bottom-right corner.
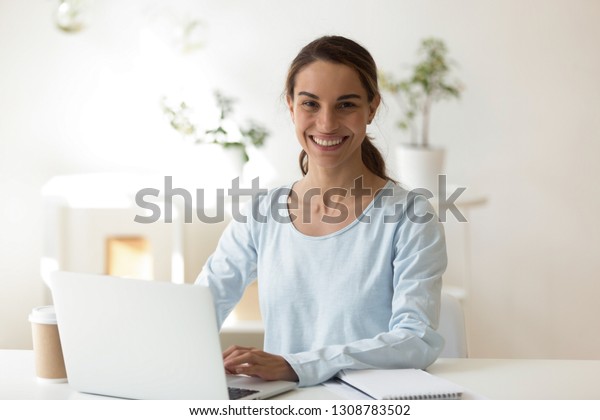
[
  {"x1": 301, "y1": 101, "x2": 319, "y2": 110},
  {"x1": 338, "y1": 102, "x2": 357, "y2": 109}
]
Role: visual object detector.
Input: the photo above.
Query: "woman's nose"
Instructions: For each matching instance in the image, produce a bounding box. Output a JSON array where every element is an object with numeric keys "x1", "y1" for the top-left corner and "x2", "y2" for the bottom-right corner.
[{"x1": 316, "y1": 108, "x2": 339, "y2": 132}]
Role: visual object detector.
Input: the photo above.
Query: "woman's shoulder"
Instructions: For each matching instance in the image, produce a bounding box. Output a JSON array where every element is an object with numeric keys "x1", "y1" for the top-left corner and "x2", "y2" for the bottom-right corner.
[
  {"x1": 375, "y1": 181, "x2": 412, "y2": 206},
  {"x1": 241, "y1": 182, "x2": 294, "y2": 225},
  {"x1": 252, "y1": 183, "x2": 294, "y2": 206},
  {"x1": 372, "y1": 181, "x2": 438, "y2": 221}
]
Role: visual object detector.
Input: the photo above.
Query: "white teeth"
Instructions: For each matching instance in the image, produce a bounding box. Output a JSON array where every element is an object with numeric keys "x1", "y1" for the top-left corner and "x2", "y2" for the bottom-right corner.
[{"x1": 312, "y1": 136, "x2": 344, "y2": 147}]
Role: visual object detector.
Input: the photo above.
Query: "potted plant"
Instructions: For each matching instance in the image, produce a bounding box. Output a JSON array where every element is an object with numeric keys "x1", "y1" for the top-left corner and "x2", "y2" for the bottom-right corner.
[
  {"x1": 379, "y1": 38, "x2": 463, "y2": 195},
  {"x1": 161, "y1": 90, "x2": 268, "y2": 177}
]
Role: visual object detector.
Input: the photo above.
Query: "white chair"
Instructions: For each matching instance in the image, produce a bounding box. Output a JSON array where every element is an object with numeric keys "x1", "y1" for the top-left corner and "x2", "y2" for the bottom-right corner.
[{"x1": 437, "y1": 292, "x2": 468, "y2": 357}]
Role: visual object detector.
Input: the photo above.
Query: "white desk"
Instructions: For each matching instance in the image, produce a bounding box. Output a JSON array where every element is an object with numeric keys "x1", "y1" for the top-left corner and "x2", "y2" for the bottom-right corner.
[
  {"x1": 427, "y1": 358, "x2": 600, "y2": 399},
  {"x1": 0, "y1": 350, "x2": 337, "y2": 400},
  {"x1": 2, "y1": 350, "x2": 599, "y2": 400}
]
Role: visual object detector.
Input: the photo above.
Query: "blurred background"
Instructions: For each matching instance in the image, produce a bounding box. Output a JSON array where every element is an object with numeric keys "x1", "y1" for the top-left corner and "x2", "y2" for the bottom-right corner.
[{"x1": 1, "y1": 0, "x2": 599, "y2": 360}]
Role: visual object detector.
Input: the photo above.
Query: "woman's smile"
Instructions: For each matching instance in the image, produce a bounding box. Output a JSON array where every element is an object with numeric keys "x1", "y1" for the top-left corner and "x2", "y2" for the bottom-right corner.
[{"x1": 309, "y1": 135, "x2": 349, "y2": 149}]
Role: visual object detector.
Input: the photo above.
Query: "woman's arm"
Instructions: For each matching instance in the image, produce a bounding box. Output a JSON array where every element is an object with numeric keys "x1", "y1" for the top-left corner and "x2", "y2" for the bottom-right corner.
[
  {"x1": 221, "y1": 285, "x2": 442, "y2": 386},
  {"x1": 195, "y1": 213, "x2": 259, "y2": 328}
]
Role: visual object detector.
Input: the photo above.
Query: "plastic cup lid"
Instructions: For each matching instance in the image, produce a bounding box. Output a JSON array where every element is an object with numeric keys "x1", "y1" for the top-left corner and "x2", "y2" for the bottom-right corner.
[{"x1": 29, "y1": 305, "x2": 57, "y2": 325}]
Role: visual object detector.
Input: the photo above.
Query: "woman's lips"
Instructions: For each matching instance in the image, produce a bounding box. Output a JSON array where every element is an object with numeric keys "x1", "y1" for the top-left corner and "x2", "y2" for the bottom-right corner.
[{"x1": 310, "y1": 135, "x2": 348, "y2": 148}]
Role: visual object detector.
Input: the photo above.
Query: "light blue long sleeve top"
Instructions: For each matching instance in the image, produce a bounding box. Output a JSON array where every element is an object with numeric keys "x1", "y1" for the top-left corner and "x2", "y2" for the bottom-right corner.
[{"x1": 196, "y1": 181, "x2": 447, "y2": 387}]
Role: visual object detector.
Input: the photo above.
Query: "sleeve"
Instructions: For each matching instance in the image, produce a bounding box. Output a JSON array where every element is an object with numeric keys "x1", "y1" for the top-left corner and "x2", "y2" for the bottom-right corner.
[
  {"x1": 281, "y1": 195, "x2": 447, "y2": 387},
  {"x1": 194, "y1": 209, "x2": 259, "y2": 329}
]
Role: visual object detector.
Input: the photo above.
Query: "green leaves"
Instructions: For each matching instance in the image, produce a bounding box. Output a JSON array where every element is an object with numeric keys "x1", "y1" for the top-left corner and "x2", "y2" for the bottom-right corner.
[
  {"x1": 161, "y1": 99, "x2": 196, "y2": 137},
  {"x1": 161, "y1": 91, "x2": 269, "y2": 163},
  {"x1": 240, "y1": 123, "x2": 269, "y2": 148},
  {"x1": 378, "y1": 37, "x2": 464, "y2": 148}
]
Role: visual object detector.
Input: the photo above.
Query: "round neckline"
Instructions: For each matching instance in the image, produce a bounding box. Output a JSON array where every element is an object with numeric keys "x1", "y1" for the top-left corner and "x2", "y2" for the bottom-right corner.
[{"x1": 283, "y1": 180, "x2": 394, "y2": 240}]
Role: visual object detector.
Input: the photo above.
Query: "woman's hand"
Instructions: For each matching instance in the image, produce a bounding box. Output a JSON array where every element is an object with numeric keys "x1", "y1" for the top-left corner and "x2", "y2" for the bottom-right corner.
[{"x1": 222, "y1": 345, "x2": 299, "y2": 382}]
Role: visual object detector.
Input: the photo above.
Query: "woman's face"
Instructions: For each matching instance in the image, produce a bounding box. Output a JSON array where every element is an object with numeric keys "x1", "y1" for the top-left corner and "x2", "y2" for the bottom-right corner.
[{"x1": 287, "y1": 60, "x2": 379, "y2": 174}]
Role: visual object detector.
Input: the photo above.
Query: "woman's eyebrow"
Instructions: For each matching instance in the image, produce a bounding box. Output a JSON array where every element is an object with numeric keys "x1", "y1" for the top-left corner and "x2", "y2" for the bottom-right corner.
[
  {"x1": 337, "y1": 94, "x2": 362, "y2": 101},
  {"x1": 297, "y1": 92, "x2": 362, "y2": 101},
  {"x1": 298, "y1": 91, "x2": 319, "y2": 99}
]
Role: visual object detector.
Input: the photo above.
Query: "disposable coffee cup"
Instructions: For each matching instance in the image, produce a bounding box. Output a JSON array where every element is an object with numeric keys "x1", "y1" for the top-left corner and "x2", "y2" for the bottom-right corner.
[{"x1": 29, "y1": 306, "x2": 68, "y2": 383}]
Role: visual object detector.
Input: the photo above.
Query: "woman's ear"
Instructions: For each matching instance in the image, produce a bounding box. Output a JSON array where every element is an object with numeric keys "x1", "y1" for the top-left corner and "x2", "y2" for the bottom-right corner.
[
  {"x1": 368, "y1": 94, "x2": 381, "y2": 123},
  {"x1": 286, "y1": 95, "x2": 295, "y2": 122}
]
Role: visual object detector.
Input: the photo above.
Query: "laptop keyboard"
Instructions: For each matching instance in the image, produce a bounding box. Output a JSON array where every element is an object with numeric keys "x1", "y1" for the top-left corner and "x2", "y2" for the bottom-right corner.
[{"x1": 228, "y1": 386, "x2": 260, "y2": 400}]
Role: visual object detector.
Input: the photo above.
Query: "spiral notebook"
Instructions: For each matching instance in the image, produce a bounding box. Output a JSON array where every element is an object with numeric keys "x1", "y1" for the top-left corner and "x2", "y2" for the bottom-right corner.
[{"x1": 336, "y1": 369, "x2": 463, "y2": 400}]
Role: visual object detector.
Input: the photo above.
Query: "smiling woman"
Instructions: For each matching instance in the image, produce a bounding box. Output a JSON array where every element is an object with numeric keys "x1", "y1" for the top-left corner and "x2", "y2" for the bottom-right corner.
[
  {"x1": 196, "y1": 35, "x2": 447, "y2": 387},
  {"x1": 287, "y1": 61, "x2": 377, "y2": 176},
  {"x1": 285, "y1": 37, "x2": 389, "y2": 182}
]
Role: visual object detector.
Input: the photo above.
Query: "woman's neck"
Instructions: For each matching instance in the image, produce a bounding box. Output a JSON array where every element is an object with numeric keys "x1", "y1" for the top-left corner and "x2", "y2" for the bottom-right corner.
[
  {"x1": 302, "y1": 165, "x2": 375, "y2": 190},
  {"x1": 288, "y1": 164, "x2": 389, "y2": 237},
  {"x1": 295, "y1": 164, "x2": 387, "y2": 204}
]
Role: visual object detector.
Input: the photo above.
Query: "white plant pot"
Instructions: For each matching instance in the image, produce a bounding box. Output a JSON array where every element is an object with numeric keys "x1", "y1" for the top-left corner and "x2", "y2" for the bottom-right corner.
[
  {"x1": 172, "y1": 143, "x2": 246, "y2": 188},
  {"x1": 219, "y1": 146, "x2": 246, "y2": 180},
  {"x1": 394, "y1": 145, "x2": 446, "y2": 197}
]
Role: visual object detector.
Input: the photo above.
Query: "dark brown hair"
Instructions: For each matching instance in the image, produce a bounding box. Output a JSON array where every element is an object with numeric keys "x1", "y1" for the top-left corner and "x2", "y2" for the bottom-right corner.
[{"x1": 285, "y1": 35, "x2": 392, "y2": 181}]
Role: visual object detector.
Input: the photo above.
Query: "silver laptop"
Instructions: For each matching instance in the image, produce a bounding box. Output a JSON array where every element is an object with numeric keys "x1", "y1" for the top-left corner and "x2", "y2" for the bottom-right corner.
[{"x1": 48, "y1": 271, "x2": 296, "y2": 400}]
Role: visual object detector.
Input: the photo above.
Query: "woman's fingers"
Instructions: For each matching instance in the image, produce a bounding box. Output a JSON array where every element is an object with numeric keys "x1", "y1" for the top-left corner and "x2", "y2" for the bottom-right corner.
[
  {"x1": 223, "y1": 347, "x2": 262, "y2": 371},
  {"x1": 222, "y1": 347, "x2": 298, "y2": 382},
  {"x1": 222, "y1": 345, "x2": 253, "y2": 360},
  {"x1": 222, "y1": 345, "x2": 256, "y2": 374},
  {"x1": 222, "y1": 345, "x2": 252, "y2": 357}
]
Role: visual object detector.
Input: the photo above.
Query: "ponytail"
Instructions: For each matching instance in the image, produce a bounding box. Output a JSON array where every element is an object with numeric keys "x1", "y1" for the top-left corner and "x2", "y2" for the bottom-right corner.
[{"x1": 299, "y1": 150, "x2": 308, "y2": 176}]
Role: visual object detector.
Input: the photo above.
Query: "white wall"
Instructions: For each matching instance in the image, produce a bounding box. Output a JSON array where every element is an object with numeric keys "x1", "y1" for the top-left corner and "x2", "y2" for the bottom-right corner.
[{"x1": 1, "y1": 0, "x2": 599, "y2": 359}]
